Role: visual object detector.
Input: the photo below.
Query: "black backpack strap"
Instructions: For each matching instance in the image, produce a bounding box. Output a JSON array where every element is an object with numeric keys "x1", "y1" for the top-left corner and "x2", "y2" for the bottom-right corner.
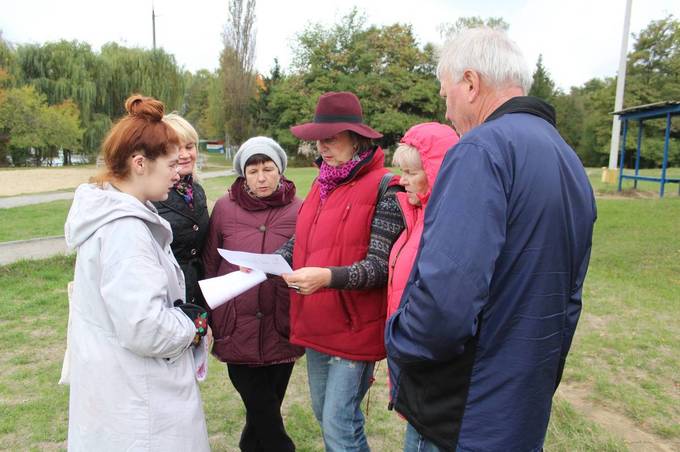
[{"x1": 377, "y1": 172, "x2": 396, "y2": 202}]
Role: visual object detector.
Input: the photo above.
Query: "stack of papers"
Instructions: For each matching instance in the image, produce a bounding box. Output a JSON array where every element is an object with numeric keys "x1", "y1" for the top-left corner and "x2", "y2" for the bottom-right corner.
[{"x1": 198, "y1": 249, "x2": 293, "y2": 310}]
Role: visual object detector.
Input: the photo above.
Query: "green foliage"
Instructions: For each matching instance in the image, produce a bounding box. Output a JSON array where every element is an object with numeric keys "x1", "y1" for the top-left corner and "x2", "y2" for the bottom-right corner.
[
  {"x1": 553, "y1": 15, "x2": 680, "y2": 167},
  {"x1": 2, "y1": 12, "x2": 679, "y2": 170},
  {"x1": 13, "y1": 40, "x2": 185, "y2": 157},
  {"x1": 627, "y1": 15, "x2": 680, "y2": 104},
  {"x1": 255, "y1": 9, "x2": 446, "y2": 155},
  {"x1": 183, "y1": 69, "x2": 225, "y2": 139},
  {"x1": 438, "y1": 16, "x2": 509, "y2": 40},
  {"x1": 529, "y1": 54, "x2": 556, "y2": 102},
  {"x1": 41, "y1": 100, "x2": 84, "y2": 165},
  {"x1": 97, "y1": 43, "x2": 185, "y2": 118},
  {"x1": 220, "y1": 0, "x2": 258, "y2": 145},
  {"x1": 0, "y1": 85, "x2": 83, "y2": 166},
  {"x1": 0, "y1": 31, "x2": 19, "y2": 89},
  {"x1": 0, "y1": 85, "x2": 46, "y2": 151}
]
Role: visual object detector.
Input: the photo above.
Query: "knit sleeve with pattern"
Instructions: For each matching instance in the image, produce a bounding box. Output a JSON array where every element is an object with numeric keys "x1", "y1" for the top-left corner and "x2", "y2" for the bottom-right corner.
[
  {"x1": 276, "y1": 235, "x2": 295, "y2": 266},
  {"x1": 328, "y1": 185, "x2": 404, "y2": 290}
]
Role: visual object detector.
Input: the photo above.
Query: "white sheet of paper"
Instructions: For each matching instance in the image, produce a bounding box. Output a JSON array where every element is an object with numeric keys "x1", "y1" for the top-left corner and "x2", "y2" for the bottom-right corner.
[
  {"x1": 217, "y1": 248, "x2": 293, "y2": 276},
  {"x1": 198, "y1": 269, "x2": 267, "y2": 310}
]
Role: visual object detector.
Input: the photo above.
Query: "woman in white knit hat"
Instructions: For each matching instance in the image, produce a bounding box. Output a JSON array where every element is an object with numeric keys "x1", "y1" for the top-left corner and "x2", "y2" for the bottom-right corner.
[{"x1": 202, "y1": 136, "x2": 303, "y2": 452}]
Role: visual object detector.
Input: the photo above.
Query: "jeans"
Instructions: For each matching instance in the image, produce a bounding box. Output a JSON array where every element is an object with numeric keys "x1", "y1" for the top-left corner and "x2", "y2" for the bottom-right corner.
[
  {"x1": 306, "y1": 348, "x2": 375, "y2": 452},
  {"x1": 404, "y1": 422, "x2": 442, "y2": 452},
  {"x1": 227, "y1": 362, "x2": 296, "y2": 452}
]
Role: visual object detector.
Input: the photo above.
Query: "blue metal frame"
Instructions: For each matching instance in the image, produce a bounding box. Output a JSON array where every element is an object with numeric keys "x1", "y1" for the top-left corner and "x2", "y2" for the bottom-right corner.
[{"x1": 615, "y1": 102, "x2": 680, "y2": 197}]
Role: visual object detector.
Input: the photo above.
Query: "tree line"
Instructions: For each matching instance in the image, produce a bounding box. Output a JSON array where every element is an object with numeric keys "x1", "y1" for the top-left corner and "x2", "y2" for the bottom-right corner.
[{"x1": 1, "y1": 9, "x2": 678, "y2": 167}]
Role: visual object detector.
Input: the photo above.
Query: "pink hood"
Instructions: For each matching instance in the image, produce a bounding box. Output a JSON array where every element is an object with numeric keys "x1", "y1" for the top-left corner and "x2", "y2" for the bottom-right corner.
[
  {"x1": 387, "y1": 122, "x2": 458, "y2": 320},
  {"x1": 400, "y1": 122, "x2": 459, "y2": 206}
]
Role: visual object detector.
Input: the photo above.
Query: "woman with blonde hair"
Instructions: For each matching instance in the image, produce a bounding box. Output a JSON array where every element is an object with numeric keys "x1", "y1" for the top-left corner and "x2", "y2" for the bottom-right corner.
[
  {"x1": 64, "y1": 94, "x2": 210, "y2": 451},
  {"x1": 386, "y1": 122, "x2": 458, "y2": 452},
  {"x1": 154, "y1": 113, "x2": 209, "y2": 306}
]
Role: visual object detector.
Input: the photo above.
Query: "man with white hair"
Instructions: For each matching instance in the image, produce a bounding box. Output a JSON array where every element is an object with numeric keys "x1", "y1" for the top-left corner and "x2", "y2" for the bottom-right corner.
[{"x1": 385, "y1": 27, "x2": 596, "y2": 451}]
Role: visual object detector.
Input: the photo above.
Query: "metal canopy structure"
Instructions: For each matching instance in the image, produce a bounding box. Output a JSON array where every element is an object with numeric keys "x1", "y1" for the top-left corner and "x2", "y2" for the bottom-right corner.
[{"x1": 614, "y1": 101, "x2": 680, "y2": 197}]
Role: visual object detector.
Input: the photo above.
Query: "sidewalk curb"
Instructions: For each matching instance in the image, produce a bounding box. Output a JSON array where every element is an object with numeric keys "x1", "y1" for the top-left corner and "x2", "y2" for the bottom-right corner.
[{"x1": 0, "y1": 235, "x2": 72, "y2": 266}]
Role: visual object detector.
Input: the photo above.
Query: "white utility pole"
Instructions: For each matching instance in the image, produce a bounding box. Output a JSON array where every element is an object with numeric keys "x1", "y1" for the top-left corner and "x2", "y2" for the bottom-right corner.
[{"x1": 608, "y1": 0, "x2": 633, "y2": 169}]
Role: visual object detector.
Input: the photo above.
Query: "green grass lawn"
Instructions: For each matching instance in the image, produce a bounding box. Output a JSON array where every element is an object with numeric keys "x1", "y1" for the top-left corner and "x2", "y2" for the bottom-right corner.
[
  {"x1": 199, "y1": 152, "x2": 232, "y2": 172},
  {"x1": 0, "y1": 200, "x2": 72, "y2": 242},
  {"x1": 4, "y1": 195, "x2": 679, "y2": 449},
  {"x1": 562, "y1": 198, "x2": 680, "y2": 440},
  {"x1": 0, "y1": 254, "x2": 627, "y2": 451},
  {"x1": 588, "y1": 167, "x2": 680, "y2": 196}
]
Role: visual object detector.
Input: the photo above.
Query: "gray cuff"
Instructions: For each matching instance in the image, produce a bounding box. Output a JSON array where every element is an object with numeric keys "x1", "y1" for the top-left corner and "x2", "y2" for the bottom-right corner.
[{"x1": 328, "y1": 266, "x2": 350, "y2": 289}]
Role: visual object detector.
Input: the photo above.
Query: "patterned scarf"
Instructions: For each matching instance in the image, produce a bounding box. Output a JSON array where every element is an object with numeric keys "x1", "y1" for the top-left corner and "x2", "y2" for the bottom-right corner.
[
  {"x1": 317, "y1": 149, "x2": 372, "y2": 202},
  {"x1": 316, "y1": 149, "x2": 372, "y2": 202},
  {"x1": 174, "y1": 174, "x2": 194, "y2": 209}
]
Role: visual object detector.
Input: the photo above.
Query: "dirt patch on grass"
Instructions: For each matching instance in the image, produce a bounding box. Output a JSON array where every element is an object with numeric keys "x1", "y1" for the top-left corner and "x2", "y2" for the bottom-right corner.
[
  {"x1": 34, "y1": 441, "x2": 67, "y2": 451},
  {"x1": 0, "y1": 167, "x2": 97, "y2": 196},
  {"x1": 557, "y1": 382, "x2": 679, "y2": 451},
  {"x1": 596, "y1": 189, "x2": 675, "y2": 199}
]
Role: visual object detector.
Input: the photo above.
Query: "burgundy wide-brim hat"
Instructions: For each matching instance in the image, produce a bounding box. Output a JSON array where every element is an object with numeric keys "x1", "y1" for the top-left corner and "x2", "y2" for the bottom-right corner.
[{"x1": 290, "y1": 91, "x2": 383, "y2": 140}]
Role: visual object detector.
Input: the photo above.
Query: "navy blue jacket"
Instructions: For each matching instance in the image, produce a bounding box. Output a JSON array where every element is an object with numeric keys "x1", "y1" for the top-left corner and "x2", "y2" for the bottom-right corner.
[{"x1": 385, "y1": 97, "x2": 596, "y2": 452}]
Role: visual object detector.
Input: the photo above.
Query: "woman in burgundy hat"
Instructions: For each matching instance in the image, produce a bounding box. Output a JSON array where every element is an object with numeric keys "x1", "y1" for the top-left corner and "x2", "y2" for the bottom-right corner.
[{"x1": 279, "y1": 91, "x2": 405, "y2": 451}]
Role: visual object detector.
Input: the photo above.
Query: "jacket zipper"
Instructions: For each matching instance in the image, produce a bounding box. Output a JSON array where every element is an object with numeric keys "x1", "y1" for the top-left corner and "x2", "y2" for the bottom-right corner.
[{"x1": 257, "y1": 209, "x2": 274, "y2": 363}]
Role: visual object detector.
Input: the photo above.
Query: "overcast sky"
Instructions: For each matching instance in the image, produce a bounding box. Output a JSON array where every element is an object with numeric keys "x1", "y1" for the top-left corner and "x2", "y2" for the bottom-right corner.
[{"x1": 2, "y1": 0, "x2": 679, "y2": 91}]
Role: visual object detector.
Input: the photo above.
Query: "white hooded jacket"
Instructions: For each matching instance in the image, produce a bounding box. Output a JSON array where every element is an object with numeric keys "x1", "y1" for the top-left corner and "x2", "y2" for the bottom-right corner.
[{"x1": 64, "y1": 183, "x2": 209, "y2": 451}]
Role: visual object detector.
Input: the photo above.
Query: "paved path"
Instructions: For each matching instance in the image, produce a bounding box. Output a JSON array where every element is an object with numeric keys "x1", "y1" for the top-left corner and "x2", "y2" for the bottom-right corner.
[
  {"x1": 0, "y1": 169, "x2": 235, "y2": 209},
  {"x1": 201, "y1": 169, "x2": 235, "y2": 179},
  {"x1": 0, "y1": 236, "x2": 72, "y2": 266},
  {"x1": 0, "y1": 192, "x2": 75, "y2": 208},
  {"x1": 0, "y1": 169, "x2": 235, "y2": 266}
]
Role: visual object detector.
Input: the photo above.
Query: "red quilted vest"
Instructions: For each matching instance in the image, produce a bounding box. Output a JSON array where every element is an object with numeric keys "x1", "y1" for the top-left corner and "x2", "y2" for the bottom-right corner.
[{"x1": 290, "y1": 148, "x2": 389, "y2": 361}]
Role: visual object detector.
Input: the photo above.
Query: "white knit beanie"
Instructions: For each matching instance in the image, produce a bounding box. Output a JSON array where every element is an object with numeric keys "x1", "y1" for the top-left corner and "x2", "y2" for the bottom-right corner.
[{"x1": 233, "y1": 136, "x2": 288, "y2": 177}]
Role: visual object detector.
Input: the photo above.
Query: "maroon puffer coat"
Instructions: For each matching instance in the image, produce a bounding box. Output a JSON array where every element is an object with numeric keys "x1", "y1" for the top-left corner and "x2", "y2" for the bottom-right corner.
[{"x1": 202, "y1": 177, "x2": 304, "y2": 365}]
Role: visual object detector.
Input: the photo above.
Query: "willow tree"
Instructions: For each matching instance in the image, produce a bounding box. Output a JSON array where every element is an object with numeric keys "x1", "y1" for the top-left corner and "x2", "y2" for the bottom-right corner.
[
  {"x1": 98, "y1": 43, "x2": 185, "y2": 118},
  {"x1": 0, "y1": 31, "x2": 19, "y2": 89},
  {"x1": 221, "y1": 0, "x2": 257, "y2": 145},
  {"x1": 17, "y1": 41, "x2": 98, "y2": 123},
  {"x1": 15, "y1": 40, "x2": 185, "y2": 156}
]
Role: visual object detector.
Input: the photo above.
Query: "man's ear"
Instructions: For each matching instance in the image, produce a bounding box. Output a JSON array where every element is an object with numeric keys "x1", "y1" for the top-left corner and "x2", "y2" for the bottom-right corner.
[
  {"x1": 131, "y1": 154, "x2": 145, "y2": 175},
  {"x1": 462, "y1": 69, "x2": 481, "y2": 102}
]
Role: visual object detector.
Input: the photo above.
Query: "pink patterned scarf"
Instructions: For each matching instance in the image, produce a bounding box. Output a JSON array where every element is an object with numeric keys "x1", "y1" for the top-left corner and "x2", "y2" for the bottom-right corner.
[{"x1": 317, "y1": 149, "x2": 371, "y2": 202}]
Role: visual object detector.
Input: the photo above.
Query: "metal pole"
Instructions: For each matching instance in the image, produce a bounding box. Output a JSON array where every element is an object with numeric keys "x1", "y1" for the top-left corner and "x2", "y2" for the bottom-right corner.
[
  {"x1": 633, "y1": 120, "x2": 642, "y2": 189},
  {"x1": 617, "y1": 119, "x2": 628, "y2": 192},
  {"x1": 660, "y1": 113, "x2": 671, "y2": 198},
  {"x1": 152, "y1": 2, "x2": 157, "y2": 51},
  {"x1": 608, "y1": 0, "x2": 633, "y2": 169}
]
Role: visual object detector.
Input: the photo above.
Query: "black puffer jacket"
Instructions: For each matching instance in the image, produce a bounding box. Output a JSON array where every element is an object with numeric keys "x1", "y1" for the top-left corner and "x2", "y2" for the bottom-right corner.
[{"x1": 154, "y1": 182, "x2": 209, "y2": 305}]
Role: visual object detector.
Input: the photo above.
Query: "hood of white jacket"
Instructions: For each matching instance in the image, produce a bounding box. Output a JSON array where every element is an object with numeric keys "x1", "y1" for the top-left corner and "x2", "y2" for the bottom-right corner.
[{"x1": 65, "y1": 183, "x2": 173, "y2": 250}]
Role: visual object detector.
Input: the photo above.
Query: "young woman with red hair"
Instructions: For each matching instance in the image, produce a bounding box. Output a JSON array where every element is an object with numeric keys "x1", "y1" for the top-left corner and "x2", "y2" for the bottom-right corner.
[{"x1": 64, "y1": 94, "x2": 210, "y2": 451}]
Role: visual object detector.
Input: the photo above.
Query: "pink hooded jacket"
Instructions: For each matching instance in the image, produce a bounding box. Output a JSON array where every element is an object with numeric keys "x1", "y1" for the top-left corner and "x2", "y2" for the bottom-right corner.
[{"x1": 387, "y1": 122, "x2": 459, "y2": 319}]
